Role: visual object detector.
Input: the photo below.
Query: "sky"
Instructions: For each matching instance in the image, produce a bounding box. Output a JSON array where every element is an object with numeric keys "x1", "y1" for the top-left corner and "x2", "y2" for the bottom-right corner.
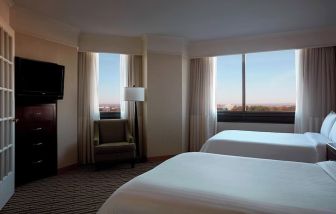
[
  {"x1": 98, "y1": 53, "x2": 120, "y2": 104},
  {"x1": 99, "y1": 50, "x2": 296, "y2": 106},
  {"x1": 216, "y1": 49, "x2": 296, "y2": 105}
]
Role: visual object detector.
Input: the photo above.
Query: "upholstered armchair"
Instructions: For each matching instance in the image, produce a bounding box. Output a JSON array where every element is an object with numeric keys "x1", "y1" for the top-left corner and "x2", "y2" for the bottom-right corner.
[{"x1": 94, "y1": 119, "x2": 136, "y2": 168}]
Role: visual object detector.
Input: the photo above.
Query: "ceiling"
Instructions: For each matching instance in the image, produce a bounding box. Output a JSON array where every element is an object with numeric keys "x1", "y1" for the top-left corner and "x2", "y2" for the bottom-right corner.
[{"x1": 12, "y1": 0, "x2": 336, "y2": 41}]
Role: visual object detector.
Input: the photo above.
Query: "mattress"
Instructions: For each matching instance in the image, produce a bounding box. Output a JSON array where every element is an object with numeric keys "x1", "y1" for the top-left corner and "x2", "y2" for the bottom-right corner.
[
  {"x1": 98, "y1": 152, "x2": 336, "y2": 214},
  {"x1": 200, "y1": 130, "x2": 329, "y2": 163}
]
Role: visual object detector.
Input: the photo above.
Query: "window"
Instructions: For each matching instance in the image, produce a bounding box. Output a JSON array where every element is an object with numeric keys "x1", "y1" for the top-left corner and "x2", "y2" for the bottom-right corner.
[
  {"x1": 216, "y1": 54, "x2": 243, "y2": 111},
  {"x1": 98, "y1": 53, "x2": 121, "y2": 119},
  {"x1": 216, "y1": 50, "x2": 296, "y2": 123}
]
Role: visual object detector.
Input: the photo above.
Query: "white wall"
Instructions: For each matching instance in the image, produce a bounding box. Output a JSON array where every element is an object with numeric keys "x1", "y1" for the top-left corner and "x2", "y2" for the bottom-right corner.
[
  {"x1": 145, "y1": 52, "x2": 183, "y2": 156},
  {"x1": 145, "y1": 35, "x2": 187, "y2": 55},
  {"x1": 0, "y1": 0, "x2": 11, "y2": 24},
  {"x1": 217, "y1": 122, "x2": 294, "y2": 133},
  {"x1": 79, "y1": 33, "x2": 142, "y2": 55},
  {"x1": 181, "y1": 55, "x2": 189, "y2": 152},
  {"x1": 15, "y1": 33, "x2": 78, "y2": 169},
  {"x1": 143, "y1": 35, "x2": 188, "y2": 157},
  {"x1": 10, "y1": 6, "x2": 79, "y2": 48},
  {"x1": 189, "y1": 27, "x2": 336, "y2": 57}
]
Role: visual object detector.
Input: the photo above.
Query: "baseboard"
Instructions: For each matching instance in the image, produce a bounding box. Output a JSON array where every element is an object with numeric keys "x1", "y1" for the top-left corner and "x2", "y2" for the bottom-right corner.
[
  {"x1": 147, "y1": 155, "x2": 175, "y2": 162},
  {"x1": 58, "y1": 163, "x2": 79, "y2": 174}
]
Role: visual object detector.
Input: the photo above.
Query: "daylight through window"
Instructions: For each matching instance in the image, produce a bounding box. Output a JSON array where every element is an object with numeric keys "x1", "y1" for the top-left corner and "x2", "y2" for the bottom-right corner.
[
  {"x1": 216, "y1": 50, "x2": 296, "y2": 112},
  {"x1": 98, "y1": 53, "x2": 121, "y2": 115}
]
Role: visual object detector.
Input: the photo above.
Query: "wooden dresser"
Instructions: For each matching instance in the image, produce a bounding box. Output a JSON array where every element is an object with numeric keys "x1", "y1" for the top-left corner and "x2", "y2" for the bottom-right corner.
[{"x1": 15, "y1": 100, "x2": 57, "y2": 186}]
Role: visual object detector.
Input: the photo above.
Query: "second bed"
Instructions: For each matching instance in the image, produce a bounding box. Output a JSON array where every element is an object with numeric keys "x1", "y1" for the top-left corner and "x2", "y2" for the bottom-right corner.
[{"x1": 200, "y1": 130, "x2": 330, "y2": 162}]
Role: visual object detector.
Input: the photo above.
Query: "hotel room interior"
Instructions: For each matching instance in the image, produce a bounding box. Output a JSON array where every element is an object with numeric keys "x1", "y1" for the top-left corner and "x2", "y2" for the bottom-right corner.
[{"x1": 0, "y1": 0, "x2": 336, "y2": 213}]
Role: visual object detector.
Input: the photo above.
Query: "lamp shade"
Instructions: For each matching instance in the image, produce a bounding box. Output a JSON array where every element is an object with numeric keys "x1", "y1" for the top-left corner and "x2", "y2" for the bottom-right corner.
[{"x1": 124, "y1": 87, "x2": 145, "y2": 101}]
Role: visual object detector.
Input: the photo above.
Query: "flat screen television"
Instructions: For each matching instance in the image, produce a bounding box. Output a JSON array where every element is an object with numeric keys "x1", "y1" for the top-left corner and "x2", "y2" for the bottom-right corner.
[{"x1": 15, "y1": 57, "x2": 65, "y2": 99}]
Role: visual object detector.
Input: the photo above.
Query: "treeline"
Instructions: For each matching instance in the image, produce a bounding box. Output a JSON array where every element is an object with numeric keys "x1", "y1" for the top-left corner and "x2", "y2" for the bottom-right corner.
[{"x1": 218, "y1": 105, "x2": 295, "y2": 112}]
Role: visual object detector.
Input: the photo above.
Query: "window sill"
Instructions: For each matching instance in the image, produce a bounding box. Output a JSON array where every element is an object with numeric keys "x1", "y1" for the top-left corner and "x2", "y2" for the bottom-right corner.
[
  {"x1": 217, "y1": 111, "x2": 295, "y2": 124},
  {"x1": 100, "y1": 112, "x2": 121, "y2": 120}
]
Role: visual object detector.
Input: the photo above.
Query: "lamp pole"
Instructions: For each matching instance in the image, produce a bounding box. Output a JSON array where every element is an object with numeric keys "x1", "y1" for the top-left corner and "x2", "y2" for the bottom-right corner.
[
  {"x1": 124, "y1": 86, "x2": 145, "y2": 162},
  {"x1": 134, "y1": 101, "x2": 140, "y2": 160}
]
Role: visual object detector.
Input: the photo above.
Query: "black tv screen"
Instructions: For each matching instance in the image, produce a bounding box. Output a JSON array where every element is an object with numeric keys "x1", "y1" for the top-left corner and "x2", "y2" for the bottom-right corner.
[{"x1": 15, "y1": 57, "x2": 65, "y2": 99}]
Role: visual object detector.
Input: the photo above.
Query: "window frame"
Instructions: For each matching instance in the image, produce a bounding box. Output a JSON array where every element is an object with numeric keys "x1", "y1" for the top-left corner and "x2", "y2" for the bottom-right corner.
[
  {"x1": 217, "y1": 53, "x2": 295, "y2": 124},
  {"x1": 100, "y1": 112, "x2": 121, "y2": 120},
  {"x1": 217, "y1": 111, "x2": 295, "y2": 123}
]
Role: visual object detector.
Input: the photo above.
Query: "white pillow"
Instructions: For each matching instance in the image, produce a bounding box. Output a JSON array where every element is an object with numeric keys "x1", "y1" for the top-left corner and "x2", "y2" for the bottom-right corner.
[
  {"x1": 329, "y1": 122, "x2": 336, "y2": 142},
  {"x1": 320, "y1": 111, "x2": 336, "y2": 137}
]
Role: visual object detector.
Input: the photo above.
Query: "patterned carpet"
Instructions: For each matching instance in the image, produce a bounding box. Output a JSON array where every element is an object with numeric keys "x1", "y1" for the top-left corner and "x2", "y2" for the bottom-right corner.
[{"x1": 1, "y1": 161, "x2": 160, "y2": 214}]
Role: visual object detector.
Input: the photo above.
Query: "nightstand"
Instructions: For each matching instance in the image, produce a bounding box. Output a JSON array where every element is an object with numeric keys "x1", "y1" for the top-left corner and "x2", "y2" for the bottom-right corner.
[{"x1": 327, "y1": 143, "x2": 336, "y2": 161}]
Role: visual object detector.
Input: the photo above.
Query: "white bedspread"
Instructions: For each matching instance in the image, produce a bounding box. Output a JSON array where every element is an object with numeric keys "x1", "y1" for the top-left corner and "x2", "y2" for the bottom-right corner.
[
  {"x1": 200, "y1": 130, "x2": 329, "y2": 163},
  {"x1": 98, "y1": 153, "x2": 336, "y2": 214}
]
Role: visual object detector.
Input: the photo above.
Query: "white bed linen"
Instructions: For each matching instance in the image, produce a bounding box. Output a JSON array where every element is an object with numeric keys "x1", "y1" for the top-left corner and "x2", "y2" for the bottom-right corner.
[
  {"x1": 200, "y1": 130, "x2": 329, "y2": 163},
  {"x1": 98, "y1": 152, "x2": 336, "y2": 214}
]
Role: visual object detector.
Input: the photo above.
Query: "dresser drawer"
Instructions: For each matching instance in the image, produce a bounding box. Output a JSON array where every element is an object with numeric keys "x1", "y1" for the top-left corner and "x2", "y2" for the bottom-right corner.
[
  {"x1": 20, "y1": 104, "x2": 56, "y2": 123},
  {"x1": 29, "y1": 124, "x2": 55, "y2": 135},
  {"x1": 30, "y1": 157, "x2": 57, "y2": 181}
]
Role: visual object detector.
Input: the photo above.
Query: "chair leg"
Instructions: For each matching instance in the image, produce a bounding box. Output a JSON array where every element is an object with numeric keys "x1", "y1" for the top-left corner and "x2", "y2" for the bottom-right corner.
[{"x1": 131, "y1": 159, "x2": 135, "y2": 168}]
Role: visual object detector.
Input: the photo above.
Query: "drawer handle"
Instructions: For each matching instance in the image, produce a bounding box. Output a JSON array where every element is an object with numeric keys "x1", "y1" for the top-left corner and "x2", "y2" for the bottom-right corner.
[
  {"x1": 33, "y1": 142, "x2": 43, "y2": 146},
  {"x1": 33, "y1": 127, "x2": 43, "y2": 131},
  {"x1": 35, "y1": 112, "x2": 42, "y2": 115},
  {"x1": 32, "y1": 160, "x2": 43, "y2": 165}
]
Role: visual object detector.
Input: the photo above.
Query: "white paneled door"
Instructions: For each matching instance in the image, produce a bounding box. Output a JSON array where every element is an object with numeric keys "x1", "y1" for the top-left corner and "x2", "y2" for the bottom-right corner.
[{"x1": 0, "y1": 17, "x2": 15, "y2": 210}]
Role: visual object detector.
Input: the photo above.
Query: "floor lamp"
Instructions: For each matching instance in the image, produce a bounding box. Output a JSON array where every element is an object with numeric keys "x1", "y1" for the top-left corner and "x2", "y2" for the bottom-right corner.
[{"x1": 124, "y1": 87, "x2": 145, "y2": 160}]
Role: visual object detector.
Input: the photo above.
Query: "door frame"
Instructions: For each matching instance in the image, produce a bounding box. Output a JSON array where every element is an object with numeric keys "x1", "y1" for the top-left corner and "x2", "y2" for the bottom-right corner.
[{"x1": 0, "y1": 14, "x2": 15, "y2": 210}]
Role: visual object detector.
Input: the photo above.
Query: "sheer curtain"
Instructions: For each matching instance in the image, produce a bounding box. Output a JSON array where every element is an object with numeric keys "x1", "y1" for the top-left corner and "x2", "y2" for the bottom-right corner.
[
  {"x1": 120, "y1": 55, "x2": 146, "y2": 160},
  {"x1": 77, "y1": 52, "x2": 100, "y2": 164},
  {"x1": 189, "y1": 57, "x2": 217, "y2": 151},
  {"x1": 295, "y1": 47, "x2": 336, "y2": 133},
  {"x1": 120, "y1": 55, "x2": 128, "y2": 119}
]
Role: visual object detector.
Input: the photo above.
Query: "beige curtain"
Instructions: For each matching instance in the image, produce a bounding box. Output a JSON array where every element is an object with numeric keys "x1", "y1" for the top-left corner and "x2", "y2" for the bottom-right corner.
[
  {"x1": 77, "y1": 52, "x2": 100, "y2": 164},
  {"x1": 121, "y1": 55, "x2": 146, "y2": 160},
  {"x1": 294, "y1": 47, "x2": 336, "y2": 133},
  {"x1": 189, "y1": 57, "x2": 217, "y2": 151}
]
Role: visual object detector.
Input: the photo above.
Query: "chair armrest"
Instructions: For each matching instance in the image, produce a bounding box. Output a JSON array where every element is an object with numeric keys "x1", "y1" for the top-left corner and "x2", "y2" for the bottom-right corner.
[
  {"x1": 127, "y1": 135, "x2": 134, "y2": 144},
  {"x1": 93, "y1": 137, "x2": 99, "y2": 146}
]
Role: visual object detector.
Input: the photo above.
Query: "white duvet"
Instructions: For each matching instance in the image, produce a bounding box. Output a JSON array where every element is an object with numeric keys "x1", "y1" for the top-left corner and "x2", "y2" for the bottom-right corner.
[
  {"x1": 200, "y1": 130, "x2": 329, "y2": 163},
  {"x1": 98, "y1": 152, "x2": 336, "y2": 214}
]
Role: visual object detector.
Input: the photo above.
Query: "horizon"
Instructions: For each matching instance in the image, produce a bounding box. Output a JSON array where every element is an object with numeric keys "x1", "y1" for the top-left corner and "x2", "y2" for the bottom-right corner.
[
  {"x1": 99, "y1": 50, "x2": 296, "y2": 107},
  {"x1": 217, "y1": 102, "x2": 295, "y2": 105},
  {"x1": 99, "y1": 103, "x2": 296, "y2": 105}
]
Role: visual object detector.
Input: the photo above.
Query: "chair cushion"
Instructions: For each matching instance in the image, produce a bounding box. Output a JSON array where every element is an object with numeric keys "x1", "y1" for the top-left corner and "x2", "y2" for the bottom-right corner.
[
  {"x1": 95, "y1": 142, "x2": 135, "y2": 154},
  {"x1": 99, "y1": 120, "x2": 127, "y2": 143}
]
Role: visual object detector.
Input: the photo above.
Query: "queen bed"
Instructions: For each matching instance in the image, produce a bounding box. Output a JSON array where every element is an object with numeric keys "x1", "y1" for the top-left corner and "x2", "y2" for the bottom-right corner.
[
  {"x1": 98, "y1": 152, "x2": 336, "y2": 214},
  {"x1": 200, "y1": 130, "x2": 330, "y2": 163},
  {"x1": 200, "y1": 112, "x2": 336, "y2": 163}
]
